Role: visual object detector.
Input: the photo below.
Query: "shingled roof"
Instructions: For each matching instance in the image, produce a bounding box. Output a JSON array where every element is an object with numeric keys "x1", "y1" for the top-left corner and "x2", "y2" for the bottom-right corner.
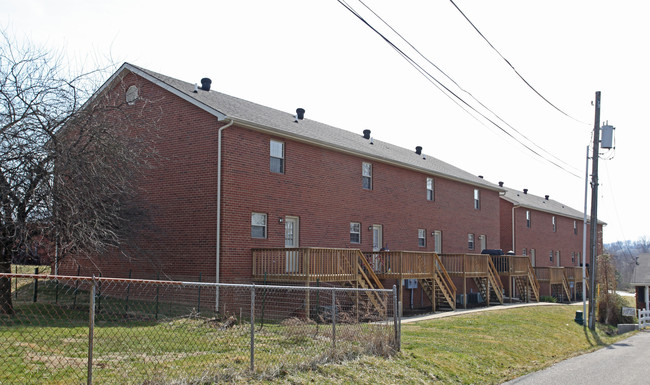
[
  {"x1": 631, "y1": 254, "x2": 650, "y2": 285},
  {"x1": 110, "y1": 63, "x2": 502, "y2": 191},
  {"x1": 500, "y1": 186, "x2": 606, "y2": 225}
]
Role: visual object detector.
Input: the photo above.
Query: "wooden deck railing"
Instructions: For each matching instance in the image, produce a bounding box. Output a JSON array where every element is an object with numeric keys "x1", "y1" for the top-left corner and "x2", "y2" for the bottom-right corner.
[
  {"x1": 439, "y1": 253, "x2": 489, "y2": 277},
  {"x1": 491, "y1": 255, "x2": 531, "y2": 275},
  {"x1": 361, "y1": 251, "x2": 440, "y2": 279},
  {"x1": 252, "y1": 248, "x2": 359, "y2": 282}
]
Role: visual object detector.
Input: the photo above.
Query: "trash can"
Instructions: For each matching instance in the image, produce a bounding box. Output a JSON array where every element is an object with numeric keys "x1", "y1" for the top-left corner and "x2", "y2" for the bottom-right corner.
[{"x1": 574, "y1": 310, "x2": 584, "y2": 325}]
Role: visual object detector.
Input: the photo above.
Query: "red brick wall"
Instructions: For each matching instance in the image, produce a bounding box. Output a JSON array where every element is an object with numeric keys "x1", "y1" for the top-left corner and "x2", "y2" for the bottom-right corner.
[
  {"x1": 62, "y1": 72, "x2": 502, "y2": 285},
  {"x1": 220, "y1": 126, "x2": 501, "y2": 283},
  {"x1": 499, "y1": 199, "x2": 604, "y2": 268}
]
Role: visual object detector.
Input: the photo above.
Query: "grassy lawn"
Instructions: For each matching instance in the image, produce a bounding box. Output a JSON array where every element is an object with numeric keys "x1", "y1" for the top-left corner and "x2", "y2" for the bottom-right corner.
[
  {"x1": 269, "y1": 304, "x2": 632, "y2": 385},
  {"x1": 2, "y1": 270, "x2": 636, "y2": 384}
]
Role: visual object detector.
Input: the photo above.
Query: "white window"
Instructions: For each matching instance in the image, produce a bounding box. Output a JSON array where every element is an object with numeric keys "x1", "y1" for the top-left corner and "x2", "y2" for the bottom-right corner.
[
  {"x1": 549, "y1": 250, "x2": 554, "y2": 262},
  {"x1": 473, "y1": 189, "x2": 480, "y2": 210},
  {"x1": 251, "y1": 213, "x2": 267, "y2": 238},
  {"x1": 426, "y1": 177, "x2": 434, "y2": 201},
  {"x1": 571, "y1": 252, "x2": 575, "y2": 264},
  {"x1": 433, "y1": 230, "x2": 442, "y2": 253},
  {"x1": 350, "y1": 222, "x2": 361, "y2": 244},
  {"x1": 552, "y1": 216, "x2": 557, "y2": 232},
  {"x1": 522, "y1": 248, "x2": 527, "y2": 256},
  {"x1": 418, "y1": 229, "x2": 426, "y2": 247},
  {"x1": 479, "y1": 234, "x2": 487, "y2": 251},
  {"x1": 574, "y1": 220, "x2": 578, "y2": 235},
  {"x1": 362, "y1": 162, "x2": 372, "y2": 190},
  {"x1": 270, "y1": 140, "x2": 284, "y2": 173},
  {"x1": 556, "y1": 251, "x2": 560, "y2": 266},
  {"x1": 526, "y1": 210, "x2": 531, "y2": 228},
  {"x1": 468, "y1": 233, "x2": 475, "y2": 250}
]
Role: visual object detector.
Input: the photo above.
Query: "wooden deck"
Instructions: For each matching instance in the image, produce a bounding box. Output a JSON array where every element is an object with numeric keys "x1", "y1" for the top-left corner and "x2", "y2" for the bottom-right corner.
[
  {"x1": 534, "y1": 267, "x2": 571, "y2": 301},
  {"x1": 252, "y1": 248, "x2": 457, "y2": 311},
  {"x1": 252, "y1": 247, "x2": 360, "y2": 283},
  {"x1": 439, "y1": 253, "x2": 504, "y2": 308},
  {"x1": 491, "y1": 255, "x2": 540, "y2": 302}
]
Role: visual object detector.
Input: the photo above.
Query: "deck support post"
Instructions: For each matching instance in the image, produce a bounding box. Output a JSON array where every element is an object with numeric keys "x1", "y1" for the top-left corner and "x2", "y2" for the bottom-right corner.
[
  {"x1": 305, "y1": 249, "x2": 310, "y2": 320},
  {"x1": 509, "y1": 277, "x2": 513, "y2": 303},
  {"x1": 486, "y1": 277, "x2": 490, "y2": 307}
]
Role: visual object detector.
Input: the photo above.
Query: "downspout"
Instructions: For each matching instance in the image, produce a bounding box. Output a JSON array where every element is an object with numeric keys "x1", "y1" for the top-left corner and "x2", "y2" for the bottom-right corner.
[
  {"x1": 216, "y1": 118, "x2": 234, "y2": 313},
  {"x1": 511, "y1": 205, "x2": 520, "y2": 253}
]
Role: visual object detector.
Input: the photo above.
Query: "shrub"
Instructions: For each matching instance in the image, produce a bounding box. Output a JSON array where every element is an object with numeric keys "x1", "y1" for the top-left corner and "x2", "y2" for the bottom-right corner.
[{"x1": 540, "y1": 296, "x2": 557, "y2": 303}]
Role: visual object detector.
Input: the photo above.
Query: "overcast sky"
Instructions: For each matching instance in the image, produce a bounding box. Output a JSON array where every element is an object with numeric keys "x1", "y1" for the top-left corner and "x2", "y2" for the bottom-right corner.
[{"x1": 4, "y1": 0, "x2": 648, "y2": 245}]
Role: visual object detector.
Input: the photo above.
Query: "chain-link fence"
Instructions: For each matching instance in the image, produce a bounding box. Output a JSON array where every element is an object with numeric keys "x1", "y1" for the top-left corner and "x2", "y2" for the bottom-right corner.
[{"x1": 0, "y1": 273, "x2": 399, "y2": 384}]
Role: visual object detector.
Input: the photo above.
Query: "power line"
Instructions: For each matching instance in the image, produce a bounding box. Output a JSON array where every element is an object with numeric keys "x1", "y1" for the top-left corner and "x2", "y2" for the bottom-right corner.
[
  {"x1": 355, "y1": 0, "x2": 580, "y2": 174},
  {"x1": 336, "y1": 0, "x2": 581, "y2": 178},
  {"x1": 448, "y1": 0, "x2": 588, "y2": 125}
]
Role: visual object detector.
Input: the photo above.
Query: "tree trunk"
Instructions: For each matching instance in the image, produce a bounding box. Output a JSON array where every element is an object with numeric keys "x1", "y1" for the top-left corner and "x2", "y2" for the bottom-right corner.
[{"x1": 0, "y1": 255, "x2": 13, "y2": 315}]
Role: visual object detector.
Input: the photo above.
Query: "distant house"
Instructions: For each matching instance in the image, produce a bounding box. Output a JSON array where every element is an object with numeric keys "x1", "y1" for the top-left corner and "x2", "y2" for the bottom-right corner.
[{"x1": 631, "y1": 253, "x2": 650, "y2": 310}]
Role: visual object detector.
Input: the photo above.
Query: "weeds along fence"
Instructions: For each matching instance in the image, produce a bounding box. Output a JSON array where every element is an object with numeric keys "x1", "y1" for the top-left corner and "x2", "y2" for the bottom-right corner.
[{"x1": 0, "y1": 273, "x2": 399, "y2": 385}]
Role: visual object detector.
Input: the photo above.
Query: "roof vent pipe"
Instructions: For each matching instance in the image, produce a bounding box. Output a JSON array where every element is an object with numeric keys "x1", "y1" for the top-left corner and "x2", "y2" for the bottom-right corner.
[
  {"x1": 545, "y1": 195, "x2": 549, "y2": 200},
  {"x1": 200, "y1": 78, "x2": 212, "y2": 91},
  {"x1": 498, "y1": 181, "x2": 504, "y2": 187},
  {"x1": 296, "y1": 108, "x2": 305, "y2": 120},
  {"x1": 363, "y1": 129, "x2": 371, "y2": 139},
  {"x1": 415, "y1": 146, "x2": 422, "y2": 155},
  {"x1": 478, "y1": 175, "x2": 484, "y2": 179},
  {"x1": 523, "y1": 188, "x2": 528, "y2": 194}
]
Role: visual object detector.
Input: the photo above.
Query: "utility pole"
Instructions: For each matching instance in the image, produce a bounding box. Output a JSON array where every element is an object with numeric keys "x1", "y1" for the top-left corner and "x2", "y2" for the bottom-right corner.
[{"x1": 588, "y1": 91, "x2": 601, "y2": 330}]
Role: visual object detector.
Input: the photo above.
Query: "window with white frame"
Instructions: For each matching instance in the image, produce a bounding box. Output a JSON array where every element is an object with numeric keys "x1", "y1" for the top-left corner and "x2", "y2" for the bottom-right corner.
[
  {"x1": 270, "y1": 140, "x2": 284, "y2": 173},
  {"x1": 426, "y1": 177, "x2": 434, "y2": 201},
  {"x1": 522, "y1": 248, "x2": 527, "y2": 256},
  {"x1": 526, "y1": 210, "x2": 531, "y2": 228},
  {"x1": 362, "y1": 162, "x2": 372, "y2": 190},
  {"x1": 556, "y1": 251, "x2": 560, "y2": 265},
  {"x1": 418, "y1": 229, "x2": 426, "y2": 247},
  {"x1": 571, "y1": 252, "x2": 575, "y2": 264},
  {"x1": 549, "y1": 250, "x2": 554, "y2": 262},
  {"x1": 552, "y1": 216, "x2": 557, "y2": 232},
  {"x1": 350, "y1": 222, "x2": 361, "y2": 244},
  {"x1": 468, "y1": 233, "x2": 475, "y2": 250},
  {"x1": 473, "y1": 189, "x2": 480, "y2": 210},
  {"x1": 433, "y1": 230, "x2": 442, "y2": 253},
  {"x1": 251, "y1": 212, "x2": 267, "y2": 238},
  {"x1": 574, "y1": 220, "x2": 578, "y2": 235}
]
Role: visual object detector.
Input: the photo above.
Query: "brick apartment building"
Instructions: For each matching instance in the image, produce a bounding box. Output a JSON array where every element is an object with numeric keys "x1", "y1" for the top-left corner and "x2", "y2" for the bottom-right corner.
[
  {"x1": 499, "y1": 186, "x2": 604, "y2": 268},
  {"x1": 59, "y1": 63, "x2": 603, "y2": 297}
]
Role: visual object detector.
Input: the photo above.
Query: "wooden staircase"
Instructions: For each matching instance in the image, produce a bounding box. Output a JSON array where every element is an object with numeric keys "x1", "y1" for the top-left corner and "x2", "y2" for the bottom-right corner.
[
  {"x1": 472, "y1": 259, "x2": 504, "y2": 305},
  {"x1": 347, "y1": 251, "x2": 387, "y2": 315},
  {"x1": 419, "y1": 253, "x2": 456, "y2": 311},
  {"x1": 520, "y1": 261, "x2": 540, "y2": 302}
]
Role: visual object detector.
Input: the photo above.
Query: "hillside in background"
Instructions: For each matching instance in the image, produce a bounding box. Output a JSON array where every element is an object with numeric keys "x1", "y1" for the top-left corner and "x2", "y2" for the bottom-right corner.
[{"x1": 606, "y1": 237, "x2": 650, "y2": 290}]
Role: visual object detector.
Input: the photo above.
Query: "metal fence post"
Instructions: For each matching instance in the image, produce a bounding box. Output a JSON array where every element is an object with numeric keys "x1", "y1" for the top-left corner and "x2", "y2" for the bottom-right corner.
[
  {"x1": 250, "y1": 283, "x2": 255, "y2": 372},
  {"x1": 33, "y1": 267, "x2": 38, "y2": 303},
  {"x1": 332, "y1": 288, "x2": 336, "y2": 353},
  {"x1": 87, "y1": 278, "x2": 97, "y2": 385},
  {"x1": 393, "y1": 285, "x2": 400, "y2": 351}
]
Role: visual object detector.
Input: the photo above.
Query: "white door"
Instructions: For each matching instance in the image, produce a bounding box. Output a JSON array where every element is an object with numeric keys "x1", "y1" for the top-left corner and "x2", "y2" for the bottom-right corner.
[
  {"x1": 372, "y1": 225, "x2": 383, "y2": 271},
  {"x1": 479, "y1": 235, "x2": 487, "y2": 252},
  {"x1": 285, "y1": 216, "x2": 299, "y2": 273},
  {"x1": 531, "y1": 249, "x2": 536, "y2": 267}
]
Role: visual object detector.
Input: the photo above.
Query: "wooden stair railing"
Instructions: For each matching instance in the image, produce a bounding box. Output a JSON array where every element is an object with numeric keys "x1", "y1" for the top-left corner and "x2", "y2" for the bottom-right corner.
[
  {"x1": 560, "y1": 270, "x2": 571, "y2": 302},
  {"x1": 487, "y1": 258, "x2": 504, "y2": 304},
  {"x1": 353, "y1": 251, "x2": 386, "y2": 314},
  {"x1": 419, "y1": 253, "x2": 456, "y2": 311},
  {"x1": 527, "y1": 262, "x2": 540, "y2": 302}
]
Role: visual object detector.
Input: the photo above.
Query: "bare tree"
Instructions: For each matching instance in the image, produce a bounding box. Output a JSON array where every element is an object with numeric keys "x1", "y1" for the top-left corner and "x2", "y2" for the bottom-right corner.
[{"x1": 0, "y1": 32, "x2": 155, "y2": 314}]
